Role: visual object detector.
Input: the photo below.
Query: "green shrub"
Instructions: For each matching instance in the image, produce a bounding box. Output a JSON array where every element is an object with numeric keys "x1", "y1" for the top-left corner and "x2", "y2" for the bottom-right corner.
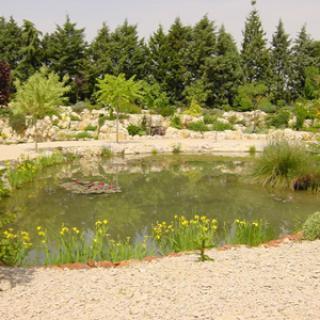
[
  {"x1": 172, "y1": 144, "x2": 181, "y2": 154},
  {"x1": 303, "y1": 212, "x2": 320, "y2": 240},
  {"x1": 268, "y1": 109, "x2": 290, "y2": 128},
  {"x1": 170, "y1": 115, "x2": 182, "y2": 129},
  {"x1": 212, "y1": 121, "x2": 233, "y2": 131},
  {"x1": 127, "y1": 124, "x2": 146, "y2": 136},
  {"x1": 9, "y1": 112, "x2": 28, "y2": 134},
  {"x1": 295, "y1": 103, "x2": 308, "y2": 130},
  {"x1": 101, "y1": 147, "x2": 112, "y2": 158},
  {"x1": 184, "y1": 99, "x2": 202, "y2": 116},
  {"x1": 187, "y1": 121, "x2": 209, "y2": 132},
  {"x1": 249, "y1": 145, "x2": 256, "y2": 156},
  {"x1": 75, "y1": 131, "x2": 93, "y2": 140},
  {"x1": 203, "y1": 114, "x2": 217, "y2": 125},
  {"x1": 84, "y1": 124, "x2": 97, "y2": 131}
]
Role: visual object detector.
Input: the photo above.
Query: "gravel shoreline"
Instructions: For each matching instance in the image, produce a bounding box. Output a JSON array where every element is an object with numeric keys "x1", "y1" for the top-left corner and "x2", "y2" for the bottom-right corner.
[{"x1": 1, "y1": 240, "x2": 319, "y2": 320}]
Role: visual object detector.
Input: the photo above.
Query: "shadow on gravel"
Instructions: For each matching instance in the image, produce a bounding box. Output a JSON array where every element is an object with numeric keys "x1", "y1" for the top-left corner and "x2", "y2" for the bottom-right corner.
[{"x1": 0, "y1": 267, "x2": 35, "y2": 290}]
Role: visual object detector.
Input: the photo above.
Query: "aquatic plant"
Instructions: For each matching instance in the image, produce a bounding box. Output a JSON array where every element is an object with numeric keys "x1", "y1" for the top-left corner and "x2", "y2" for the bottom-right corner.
[
  {"x1": 6, "y1": 151, "x2": 67, "y2": 189},
  {"x1": 153, "y1": 215, "x2": 218, "y2": 254},
  {"x1": 0, "y1": 228, "x2": 32, "y2": 266},
  {"x1": 252, "y1": 141, "x2": 316, "y2": 189},
  {"x1": 228, "y1": 219, "x2": 274, "y2": 246},
  {"x1": 302, "y1": 212, "x2": 320, "y2": 240}
]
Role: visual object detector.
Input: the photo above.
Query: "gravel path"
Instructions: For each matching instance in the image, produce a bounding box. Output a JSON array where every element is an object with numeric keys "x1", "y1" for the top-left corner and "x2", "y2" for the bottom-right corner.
[{"x1": 1, "y1": 240, "x2": 319, "y2": 320}]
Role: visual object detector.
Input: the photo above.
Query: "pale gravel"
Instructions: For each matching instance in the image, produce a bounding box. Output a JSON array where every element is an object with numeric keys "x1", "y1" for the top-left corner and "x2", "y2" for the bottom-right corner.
[{"x1": 0, "y1": 241, "x2": 319, "y2": 320}]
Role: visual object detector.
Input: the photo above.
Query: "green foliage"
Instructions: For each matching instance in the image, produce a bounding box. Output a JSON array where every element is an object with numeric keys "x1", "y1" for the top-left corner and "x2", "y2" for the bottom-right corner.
[
  {"x1": 172, "y1": 144, "x2": 181, "y2": 154},
  {"x1": 241, "y1": 2, "x2": 270, "y2": 83},
  {"x1": 187, "y1": 121, "x2": 209, "y2": 132},
  {"x1": 127, "y1": 124, "x2": 146, "y2": 136},
  {"x1": 302, "y1": 212, "x2": 320, "y2": 241},
  {"x1": 268, "y1": 109, "x2": 290, "y2": 128},
  {"x1": 11, "y1": 67, "x2": 70, "y2": 120},
  {"x1": 252, "y1": 141, "x2": 314, "y2": 188},
  {"x1": 235, "y1": 83, "x2": 268, "y2": 111},
  {"x1": 249, "y1": 145, "x2": 256, "y2": 156},
  {"x1": 8, "y1": 112, "x2": 27, "y2": 134},
  {"x1": 304, "y1": 66, "x2": 320, "y2": 100},
  {"x1": 100, "y1": 147, "x2": 113, "y2": 158},
  {"x1": 84, "y1": 124, "x2": 97, "y2": 131},
  {"x1": 0, "y1": 229, "x2": 32, "y2": 266},
  {"x1": 6, "y1": 151, "x2": 66, "y2": 189},
  {"x1": 75, "y1": 131, "x2": 93, "y2": 140},
  {"x1": 228, "y1": 219, "x2": 274, "y2": 246},
  {"x1": 184, "y1": 99, "x2": 203, "y2": 116},
  {"x1": 294, "y1": 103, "x2": 308, "y2": 130},
  {"x1": 183, "y1": 80, "x2": 208, "y2": 106},
  {"x1": 152, "y1": 215, "x2": 218, "y2": 254},
  {"x1": 170, "y1": 115, "x2": 182, "y2": 129}
]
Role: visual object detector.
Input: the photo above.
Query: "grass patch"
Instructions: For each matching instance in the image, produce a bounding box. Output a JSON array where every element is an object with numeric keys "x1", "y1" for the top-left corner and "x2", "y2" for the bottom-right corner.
[
  {"x1": 302, "y1": 212, "x2": 320, "y2": 240},
  {"x1": 187, "y1": 121, "x2": 209, "y2": 132}
]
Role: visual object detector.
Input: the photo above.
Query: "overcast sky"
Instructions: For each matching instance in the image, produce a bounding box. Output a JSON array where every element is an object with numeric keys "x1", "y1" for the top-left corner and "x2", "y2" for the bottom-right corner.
[{"x1": 0, "y1": 0, "x2": 319, "y2": 45}]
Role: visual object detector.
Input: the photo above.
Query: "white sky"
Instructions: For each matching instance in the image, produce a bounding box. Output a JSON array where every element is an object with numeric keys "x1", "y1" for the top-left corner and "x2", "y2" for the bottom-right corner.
[{"x1": 0, "y1": 0, "x2": 319, "y2": 45}]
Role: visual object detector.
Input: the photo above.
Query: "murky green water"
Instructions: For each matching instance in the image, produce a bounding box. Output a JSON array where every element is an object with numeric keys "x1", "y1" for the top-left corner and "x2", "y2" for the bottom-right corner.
[{"x1": 1, "y1": 155, "x2": 320, "y2": 242}]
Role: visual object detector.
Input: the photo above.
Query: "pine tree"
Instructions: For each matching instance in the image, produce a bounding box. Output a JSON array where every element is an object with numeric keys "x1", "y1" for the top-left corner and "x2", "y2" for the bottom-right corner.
[
  {"x1": 241, "y1": 1, "x2": 270, "y2": 83},
  {"x1": 15, "y1": 20, "x2": 43, "y2": 81},
  {"x1": 0, "y1": 17, "x2": 22, "y2": 69},
  {"x1": 270, "y1": 20, "x2": 292, "y2": 104},
  {"x1": 189, "y1": 15, "x2": 216, "y2": 80},
  {"x1": 203, "y1": 26, "x2": 243, "y2": 107},
  {"x1": 109, "y1": 20, "x2": 147, "y2": 79},
  {"x1": 291, "y1": 25, "x2": 313, "y2": 98},
  {"x1": 44, "y1": 16, "x2": 87, "y2": 101},
  {"x1": 165, "y1": 18, "x2": 192, "y2": 102},
  {"x1": 0, "y1": 61, "x2": 11, "y2": 105}
]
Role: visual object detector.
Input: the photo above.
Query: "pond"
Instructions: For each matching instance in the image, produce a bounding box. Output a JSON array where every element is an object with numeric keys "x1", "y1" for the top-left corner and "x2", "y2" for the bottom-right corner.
[{"x1": 1, "y1": 154, "x2": 320, "y2": 249}]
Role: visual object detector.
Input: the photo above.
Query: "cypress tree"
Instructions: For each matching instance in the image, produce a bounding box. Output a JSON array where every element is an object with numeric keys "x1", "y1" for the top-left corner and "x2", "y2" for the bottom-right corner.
[
  {"x1": 109, "y1": 20, "x2": 147, "y2": 79},
  {"x1": 44, "y1": 16, "x2": 87, "y2": 101},
  {"x1": 15, "y1": 20, "x2": 43, "y2": 81},
  {"x1": 241, "y1": 0, "x2": 270, "y2": 83},
  {"x1": 270, "y1": 20, "x2": 292, "y2": 104},
  {"x1": 203, "y1": 25, "x2": 243, "y2": 107}
]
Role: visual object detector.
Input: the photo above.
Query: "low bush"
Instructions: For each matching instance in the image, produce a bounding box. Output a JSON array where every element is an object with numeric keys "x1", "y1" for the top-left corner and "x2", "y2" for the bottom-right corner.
[
  {"x1": 187, "y1": 121, "x2": 209, "y2": 132},
  {"x1": 302, "y1": 212, "x2": 320, "y2": 240},
  {"x1": 212, "y1": 121, "x2": 233, "y2": 131},
  {"x1": 9, "y1": 112, "x2": 28, "y2": 134},
  {"x1": 75, "y1": 131, "x2": 93, "y2": 140},
  {"x1": 268, "y1": 109, "x2": 290, "y2": 128},
  {"x1": 84, "y1": 124, "x2": 97, "y2": 131},
  {"x1": 127, "y1": 124, "x2": 146, "y2": 136},
  {"x1": 170, "y1": 115, "x2": 182, "y2": 129}
]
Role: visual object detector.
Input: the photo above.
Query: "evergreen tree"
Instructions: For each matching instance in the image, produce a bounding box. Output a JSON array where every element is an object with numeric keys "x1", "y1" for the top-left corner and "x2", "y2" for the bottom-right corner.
[
  {"x1": 270, "y1": 20, "x2": 292, "y2": 104},
  {"x1": 109, "y1": 20, "x2": 147, "y2": 79},
  {"x1": 203, "y1": 26, "x2": 243, "y2": 107},
  {"x1": 0, "y1": 61, "x2": 11, "y2": 105},
  {"x1": 189, "y1": 15, "x2": 216, "y2": 80},
  {"x1": 0, "y1": 17, "x2": 22, "y2": 69},
  {"x1": 44, "y1": 16, "x2": 87, "y2": 101},
  {"x1": 85, "y1": 23, "x2": 112, "y2": 98},
  {"x1": 165, "y1": 18, "x2": 192, "y2": 102},
  {"x1": 148, "y1": 25, "x2": 170, "y2": 90},
  {"x1": 291, "y1": 25, "x2": 313, "y2": 98},
  {"x1": 15, "y1": 20, "x2": 43, "y2": 81},
  {"x1": 241, "y1": 1, "x2": 270, "y2": 83}
]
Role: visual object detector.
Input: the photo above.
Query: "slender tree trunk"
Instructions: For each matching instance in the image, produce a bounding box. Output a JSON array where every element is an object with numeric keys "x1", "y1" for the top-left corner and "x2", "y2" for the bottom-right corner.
[{"x1": 116, "y1": 107, "x2": 119, "y2": 144}]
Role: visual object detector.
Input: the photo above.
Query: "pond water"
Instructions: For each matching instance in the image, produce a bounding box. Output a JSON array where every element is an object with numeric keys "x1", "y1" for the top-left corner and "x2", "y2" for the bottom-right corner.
[{"x1": 1, "y1": 154, "x2": 320, "y2": 243}]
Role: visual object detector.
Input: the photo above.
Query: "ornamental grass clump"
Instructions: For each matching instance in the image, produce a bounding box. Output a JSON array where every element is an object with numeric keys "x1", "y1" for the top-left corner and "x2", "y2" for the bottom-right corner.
[
  {"x1": 229, "y1": 219, "x2": 274, "y2": 247},
  {"x1": 152, "y1": 215, "x2": 218, "y2": 254},
  {"x1": 302, "y1": 212, "x2": 320, "y2": 240},
  {"x1": 252, "y1": 140, "x2": 316, "y2": 189}
]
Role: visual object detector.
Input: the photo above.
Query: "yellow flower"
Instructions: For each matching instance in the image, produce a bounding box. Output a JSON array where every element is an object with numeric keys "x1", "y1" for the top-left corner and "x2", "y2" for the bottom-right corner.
[
  {"x1": 72, "y1": 227, "x2": 80, "y2": 234},
  {"x1": 36, "y1": 226, "x2": 42, "y2": 231},
  {"x1": 252, "y1": 222, "x2": 259, "y2": 227},
  {"x1": 95, "y1": 220, "x2": 102, "y2": 227},
  {"x1": 38, "y1": 231, "x2": 46, "y2": 237},
  {"x1": 103, "y1": 219, "x2": 108, "y2": 225}
]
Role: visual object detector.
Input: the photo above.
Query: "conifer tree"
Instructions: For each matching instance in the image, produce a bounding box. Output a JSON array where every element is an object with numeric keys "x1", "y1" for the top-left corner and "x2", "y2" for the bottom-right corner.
[
  {"x1": 0, "y1": 17, "x2": 22, "y2": 69},
  {"x1": 15, "y1": 20, "x2": 43, "y2": 81},
  {"x1": 148, "y1": 25, "x2": 170, "y2": 90},
  {"x1": 44, "y1": 16, "x2": 87, "y2": 101},
  {"x1": 270, "y1": 20, "x2": 292, "y2": 104},
  {"x1": 203, "y1": 26, "x2": 243, "y2": 107},
  {"x1": 291, "y1": 25, "x2": 313, "y2": 98},
  {"x1": 241, "y1": 0, "x2": 270, "y2": 83},
  {"x1": 189, "y1": 15, "x2": 216, "y2": 80},
  {"x1": 165, "y1": 18, "x2": 192, "y2": 102},
  {"x1": 109, "y1": 20, "x2": 147, "y2": 79}
]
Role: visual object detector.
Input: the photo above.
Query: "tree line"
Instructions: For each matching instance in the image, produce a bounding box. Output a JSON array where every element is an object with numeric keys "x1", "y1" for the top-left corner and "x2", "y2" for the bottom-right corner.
[{"x1": 1, "y1": 1, "x2": 320, "y2": 111}]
